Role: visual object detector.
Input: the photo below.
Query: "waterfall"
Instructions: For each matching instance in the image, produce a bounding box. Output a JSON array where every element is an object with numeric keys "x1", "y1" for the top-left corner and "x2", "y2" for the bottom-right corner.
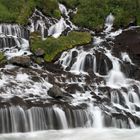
[
  {"x1": 48, "y1": 17, "x2": 67, "y2": 38},
  {"x1": 0, "y1": 4, "x2": 140, "y2": 134},
  {"x1": 106, "y1": 51, "x2": 126, "y2": 88},
  {"x1": 0, "y1": 106, "x2": 94, "y2": 133},
  {"x1": 104, "y1": 13, "x2": 115, "y2": 32},
  {"x1": 0, "y1": 24, "x2": 31, "y2": 59},
  {"x1": 48, "y1": 3, "x2": 77, "y2": 38}
]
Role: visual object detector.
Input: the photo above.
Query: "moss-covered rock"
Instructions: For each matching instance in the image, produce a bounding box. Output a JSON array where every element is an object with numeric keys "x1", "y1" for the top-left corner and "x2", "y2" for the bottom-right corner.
[
  {"x1": 0, "y1": 52, "x2": 5, "y2": 61},
  {"x1": 31, "y1": 31, "x2": 92, "y2": 62},
  {"x1": 0, "y1": 52, "x2": 6, "y2": 65}
]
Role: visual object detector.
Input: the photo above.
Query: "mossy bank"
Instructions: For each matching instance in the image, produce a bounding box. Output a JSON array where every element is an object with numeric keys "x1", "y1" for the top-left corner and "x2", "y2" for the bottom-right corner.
[{"x1": 31, "y1": 31, "x2": 92, "y2": 62}]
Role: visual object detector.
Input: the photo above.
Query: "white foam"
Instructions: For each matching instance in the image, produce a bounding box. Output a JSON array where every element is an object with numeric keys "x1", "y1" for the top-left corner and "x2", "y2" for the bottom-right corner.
[
  {"x1": 48, "y1": 18, "x2": 67, "y2": 38},
  {"x1": 16, "y1": 73, "x2": 30, "y2": 82},
  {"x1": 104, "y1": 13, "x2": 115, "y2": 33}
]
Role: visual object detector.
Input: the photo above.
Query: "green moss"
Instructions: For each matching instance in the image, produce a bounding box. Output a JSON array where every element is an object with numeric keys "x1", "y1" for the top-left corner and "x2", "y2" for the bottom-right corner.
[
  {"x1": 0, "y1": 52, "x2": 5, "y2": 61},
  {"x1": 0, "y1": 52, "x2": 6, "y2": 65},
  {"x1": 31, "y1": 31, "x2": 92, "y2": 62}
]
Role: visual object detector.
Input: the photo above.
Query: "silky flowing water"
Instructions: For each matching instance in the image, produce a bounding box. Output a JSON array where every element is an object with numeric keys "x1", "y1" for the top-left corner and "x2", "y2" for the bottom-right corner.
[{"x1": 0, "y1": 3, "x2": 140, "y2": 140}]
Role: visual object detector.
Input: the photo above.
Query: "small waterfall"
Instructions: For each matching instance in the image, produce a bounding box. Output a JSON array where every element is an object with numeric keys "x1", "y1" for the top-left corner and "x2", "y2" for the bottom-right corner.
[
  {"x1": 29, "y1": 4, "x2": 77, "y2": 39},
  {"x1": 48, "y1": 3, "x2": 77, "y2": 38},
  {"x1": 48, "y1": 17, "x2": 67, "y2": 38},
  {"x1": 104, "y1": 13, "x2": 115, "y2": 32},
  {"x1": 106, "y1": 52, "x2": 126, "y2": 88},
  {"x1": 0, "y1": 106, "x2": 95, "y2": 133},
  {"x1": 53, "y1": 107, "x2": 68, "y2": 129},
  {"x1": 0, "y1": 24, "x2": 28, "y2": 39},
  {"x1": 93, "y1": 107, "x2": 103, "y2": 128},
  {"x1": 0, "y1": 24, "x2": 31, "y2": 59},
  {"x1": 28, "y1": 9, "x2": 57, "y2": 39}
]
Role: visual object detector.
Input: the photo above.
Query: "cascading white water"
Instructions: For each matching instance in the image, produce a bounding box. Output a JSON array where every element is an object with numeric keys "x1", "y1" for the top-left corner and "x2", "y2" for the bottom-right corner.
[
  {"x1": 48, "y1": 3, "x2": 77, "y2": 38},
  {"x1": 56, "y1": 12, "x2": 140, "y2": 130},
  {"x1": 0, "y1": 24, "x2": 31, "y2": 59},
  {"x1": 0, "y1": 106, "x2": 98, "y2": 133},
  {"x1": 106, "y1": 51, "x2": 126, "y2": 88},
  {"x1": 104, "y1": 13, "x2": 115, "y2": 32},
  {"x1": 48, "y1": 17, "x2": 67, "y2": 38},
  {"x1": 0, "y1": 3, "x2": 140, "y2": 135}
]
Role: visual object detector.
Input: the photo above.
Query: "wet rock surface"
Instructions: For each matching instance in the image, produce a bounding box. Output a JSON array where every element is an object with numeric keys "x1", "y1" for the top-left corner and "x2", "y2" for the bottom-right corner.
[
  {"x1": 9, "y1": 56, "x2": 31, "y2": 67},
  {"x1": 114, "y1": 27, "x2": 140, "y2": 66},
  {"x1": 48, "y1": 85, "x2": 64, "y2": 98}
]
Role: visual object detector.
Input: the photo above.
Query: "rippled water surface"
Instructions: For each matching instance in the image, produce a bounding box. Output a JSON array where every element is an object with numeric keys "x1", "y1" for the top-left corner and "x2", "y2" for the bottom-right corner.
[{"x1": 0, "y1": 128, "x2": 140, "y2": 140}]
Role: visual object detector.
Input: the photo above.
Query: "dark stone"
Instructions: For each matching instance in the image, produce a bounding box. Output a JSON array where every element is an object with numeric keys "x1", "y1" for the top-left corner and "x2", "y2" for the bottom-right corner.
[
  {"x1": 65, "y1": 84, "x2": 84, "y2": 94},
  {"x1": 9, "y1": 56, "x2": 31, "y2": 67},
  {"x1": 34, "y1": 48, "x2": 45, "y2": 56},
  {"x1": 10, "y1": 96, "x2": 26, "y2": 106},
  {"x1": 84, "y1": 54, "x2": 94, "y2": 73},
  {"x1": 95, "y1": 51, "x2": 113, "y2": 75},
  {"x1": 48, "y1": 85, "x2": 64, "y2": 98},
  {"x1": 114, "y1": 27, "x2": 140, "y2": 66}
]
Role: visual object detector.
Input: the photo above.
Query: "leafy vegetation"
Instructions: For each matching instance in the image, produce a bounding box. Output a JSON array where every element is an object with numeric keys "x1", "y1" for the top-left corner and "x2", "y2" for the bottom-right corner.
[
  {"x1": 31, "y1": 31, "x2": 92, "y2": 62},
  {"x1": 58, "y1": 0, "x2": 140, "y2": 29},
  {"x1": 0, "y1": 0, "x2": 140, "y2": 28},
  {"x1": 0, "y1": 0, "x2": 61, "y2": 25}
]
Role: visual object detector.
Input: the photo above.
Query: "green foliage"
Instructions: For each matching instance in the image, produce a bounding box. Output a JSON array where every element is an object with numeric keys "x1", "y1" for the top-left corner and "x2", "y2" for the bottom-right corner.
[
  {"x1": 58, "y1": 0, "x2": 79, "y2": 9},
  {"x1": 36, "y1": 0, "x2": 61, "y2": 18},
  {"x1": 0, "y1": 0, "x2": 140, "y2": 28},
  {"x1": 58, "y1": 0, "x2": 140, "y2": 29},
  {"x1": 0, "y1": 0, "x2": 61, "y2": 25},
  {"x1": 31, "y1": 31, "x2": 92, "y2": 62}
]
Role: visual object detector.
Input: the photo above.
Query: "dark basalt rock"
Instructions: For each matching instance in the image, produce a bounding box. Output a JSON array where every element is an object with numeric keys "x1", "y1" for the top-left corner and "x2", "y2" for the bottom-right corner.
[
  {"x1": 112, "y1": 27, "x2": 140, "y2": 80},
  {"x1": 84, "y1": 54, "x2": 94, "y2": 73},
  {"x1": 95, "y1": 51, "x2": 113, "y2": 75},
  {"x1": 9, "y1": 56, "x2": 31, "y2": 67},
  {"x1": 114, "y1": 27, "x2": 140, "y2": 66},
  {"x1": 10, "y1": 96, "x2": 27, "y2": 106},
  {"x1": 48, "y1": 85, "x2": 64, "y2": 98},
  {"x1": 65, "y1": 84, "x2": 84, "y2": 94}
]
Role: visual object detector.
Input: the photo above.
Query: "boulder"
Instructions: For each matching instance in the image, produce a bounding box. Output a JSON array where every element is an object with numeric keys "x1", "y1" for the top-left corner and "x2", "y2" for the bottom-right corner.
[
  {"x1": 114, "y1": 27, "x2": 140, "y2": 66},
  {"x1": 48, "y1": 85, "x2": 64, "y2": 98},
  {"x1": 9, "y1": 56, "x2": 31, "y2": 67},
  {"x1": 34, "y1": 48, "x2": 45, "y2": 57}
]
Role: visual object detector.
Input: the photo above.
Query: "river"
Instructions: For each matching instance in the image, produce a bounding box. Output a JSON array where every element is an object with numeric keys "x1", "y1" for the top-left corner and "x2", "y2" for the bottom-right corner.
[{"x1": 0, "y1": 128, "x2": 139, "y2": 140}]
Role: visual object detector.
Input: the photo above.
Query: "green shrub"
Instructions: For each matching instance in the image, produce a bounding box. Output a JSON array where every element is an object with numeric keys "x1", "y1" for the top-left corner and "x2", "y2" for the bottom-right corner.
[
  {"x1": 0, "y1": 0, "x2": 61, "y2": 25},
  {"x1": 58, "y1": 0, "x2": 140, "y2": 29}
]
